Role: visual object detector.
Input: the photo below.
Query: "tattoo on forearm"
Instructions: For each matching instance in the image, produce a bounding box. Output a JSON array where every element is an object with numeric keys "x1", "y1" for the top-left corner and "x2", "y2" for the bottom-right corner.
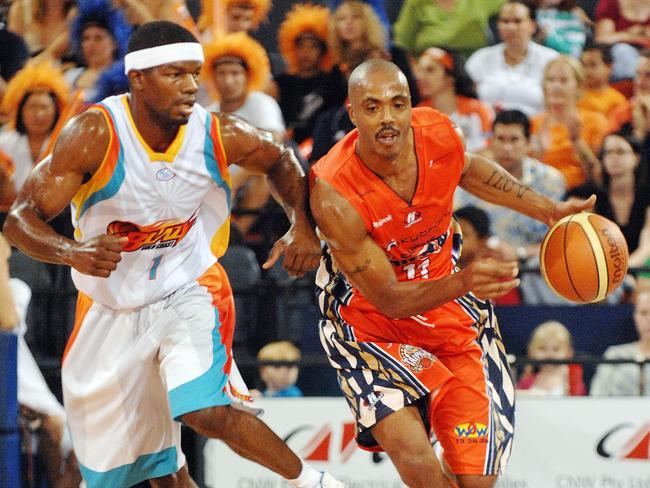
[
  {"x1": 348, "y1": 259, "x2": 371, "y2": 276},
  {"x1": 482, "y1": 171, "x2": 530, "y2": 198}
]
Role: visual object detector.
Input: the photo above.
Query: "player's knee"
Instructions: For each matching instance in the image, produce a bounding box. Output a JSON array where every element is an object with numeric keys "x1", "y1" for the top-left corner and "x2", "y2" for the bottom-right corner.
[
  {"x1": 457, "y1": 475, "x2": 498, "y2": 488},
  {"x1": 181, "y1": 405, "x2": 236, "y2": 441},
  {"x1": 392, "y1": 450, "x2": 444, "y2": 486}
]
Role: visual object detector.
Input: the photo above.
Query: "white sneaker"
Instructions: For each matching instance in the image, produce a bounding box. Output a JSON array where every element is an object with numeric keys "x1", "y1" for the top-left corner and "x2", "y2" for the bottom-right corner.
[{"x1": 318, "y1": 472, "x2": 345, "y2": 488}]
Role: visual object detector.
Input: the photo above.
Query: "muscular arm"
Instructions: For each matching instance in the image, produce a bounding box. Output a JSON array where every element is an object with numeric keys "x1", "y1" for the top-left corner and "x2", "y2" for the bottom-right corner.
[
  {"x1": 459, "y1": 152, "x2": 596, "y2": 226},
  {"x1": 218, "y1": 113, "x2": 320, "y2": 274},
  {"x1": 310, "y1": 178, "x2": 519, "y2": 319},
  {"x1": 3, "y1": 111, "x2": 125, "y2": 277}
]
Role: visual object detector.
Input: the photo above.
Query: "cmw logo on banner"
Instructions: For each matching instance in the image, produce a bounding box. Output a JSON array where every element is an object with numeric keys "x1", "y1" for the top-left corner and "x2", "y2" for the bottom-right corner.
[{"x1": 597, "y1": 422, "x2": 650, "y2": 460}]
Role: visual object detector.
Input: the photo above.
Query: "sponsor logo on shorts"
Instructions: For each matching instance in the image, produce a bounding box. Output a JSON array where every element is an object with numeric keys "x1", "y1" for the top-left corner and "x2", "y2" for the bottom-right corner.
[
  {"x1": 362, "y1": 391, "x2": 384, "y2": 411},
  {"x1": 398, "y1": 345, "x2": 434, "y2": 373},
  {"x1": 454, "y1": 422, "x2": 488, "y2": 439}
]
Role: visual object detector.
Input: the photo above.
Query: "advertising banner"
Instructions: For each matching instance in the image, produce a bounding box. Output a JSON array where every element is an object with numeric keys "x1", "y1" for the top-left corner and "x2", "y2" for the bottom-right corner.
[{"x1": 203, "y1": 397, "x2": 650, "y2": 488}]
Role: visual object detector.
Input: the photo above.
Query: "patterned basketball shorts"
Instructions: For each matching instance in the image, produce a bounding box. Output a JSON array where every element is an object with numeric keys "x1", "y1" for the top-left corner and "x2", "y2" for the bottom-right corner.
[{"x1": 318, "y1": 295, "x2": 516, "y2": 475}]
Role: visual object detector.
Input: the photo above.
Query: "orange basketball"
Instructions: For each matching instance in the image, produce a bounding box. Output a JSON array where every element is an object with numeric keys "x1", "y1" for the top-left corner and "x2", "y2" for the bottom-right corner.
[{"x1": 540, "y1": 212, "x2": 629, "y2": 303}]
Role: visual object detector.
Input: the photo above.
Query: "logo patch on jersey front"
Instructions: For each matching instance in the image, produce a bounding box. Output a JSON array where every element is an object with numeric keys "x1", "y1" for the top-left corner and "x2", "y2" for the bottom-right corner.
[
  {"x1": 399, "y1": 345, "x2": 435, "y2": 373},
  {"x1": 156, "y1": 167, "x2": 176, "y2": 181},
  {"x1": 107, "y1": 213, "x2": 198, "y2": 252},
  {"x1": 404, "y1": 211, "x2": 422, "y2": 228}
]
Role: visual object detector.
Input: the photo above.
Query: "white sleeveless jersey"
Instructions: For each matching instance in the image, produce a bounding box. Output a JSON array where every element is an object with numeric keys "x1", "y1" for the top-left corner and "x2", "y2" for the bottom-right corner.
[{"x1": 70, "y1": 95, "x2": 232, "y2": 310}]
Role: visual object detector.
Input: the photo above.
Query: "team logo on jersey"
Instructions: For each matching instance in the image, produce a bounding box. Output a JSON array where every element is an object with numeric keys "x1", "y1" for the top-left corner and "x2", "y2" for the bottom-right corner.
[
  {"x1": 404, "y1": 211, "x2": 422, "y2": 228},
  {"x1": 398, "y1": 345, "x2": 435, "y2": 373},
  {"x1": 156, "y1": 167, "x2": 176, "y2": 181},
  {"x1": 107, "y1": 213, "x2": 198, "y2": 252},
  {"x1": 385, "y1": 239, "x2": 398, "y2": 251}
]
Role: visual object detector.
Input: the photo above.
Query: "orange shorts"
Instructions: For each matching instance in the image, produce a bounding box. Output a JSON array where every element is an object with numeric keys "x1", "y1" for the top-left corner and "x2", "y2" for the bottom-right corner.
[{"x1": 318, "y1": 294, "x2": 515, "y2": 475}]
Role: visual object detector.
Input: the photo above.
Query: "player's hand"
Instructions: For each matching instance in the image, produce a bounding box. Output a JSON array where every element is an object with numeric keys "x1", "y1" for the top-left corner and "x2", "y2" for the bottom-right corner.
[
  {"x1": 0, "y1": 233, "x2": 11, "y2": 262},
  {"x1": 548, "y1": 194, "x2": 597, "y2": 226},
  {"x1": 461, "y1": 257, "x2": 520, "y2": 301},
  {"x1": 263, "y1": 224, "x2": 321, "y2": 277},
  {"x1": 66, "y1": 235, "x2": 127, "y2": 278}
]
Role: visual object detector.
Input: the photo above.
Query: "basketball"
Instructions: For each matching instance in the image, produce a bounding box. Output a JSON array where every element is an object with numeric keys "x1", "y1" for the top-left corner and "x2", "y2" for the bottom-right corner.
[{"x1": 540, "y1": 212, "x2": 629, "y2": 303}]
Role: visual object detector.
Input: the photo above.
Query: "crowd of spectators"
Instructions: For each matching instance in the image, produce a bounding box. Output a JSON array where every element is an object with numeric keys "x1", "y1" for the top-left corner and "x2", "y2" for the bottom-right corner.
[{"x1": 1, "y1": 0, "x2": 650, "y2": 434}]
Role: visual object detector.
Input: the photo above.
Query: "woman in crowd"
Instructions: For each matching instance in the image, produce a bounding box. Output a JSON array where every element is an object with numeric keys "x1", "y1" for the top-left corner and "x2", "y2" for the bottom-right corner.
[
  {"x1": 0, "y1": 62, "x2": 70, "y2": 193},
  {"x1": 531, "y1": 55, "x2": 608, "y2": 189},
  {"x1": 416, "y1": 47, "x2": 493, "y2": 151},
  {"x1": 574, "y1": 132, "x2": 650, "y2": 255},
  {"x1": 7, "y1": 0, "x2": 75, "y2": 57},
  {"x1": 465, "y1": 0, "x2": 559, "y2": 116},
  {"x1": 329, "y1": 0, "x2": 419, "y2": 105},
  {"x1": 65, "y1": 0, "x2": 131, "y2": 102},
  {"x1": 517, "y1": 321, "x2": 586, "y2": 396}
]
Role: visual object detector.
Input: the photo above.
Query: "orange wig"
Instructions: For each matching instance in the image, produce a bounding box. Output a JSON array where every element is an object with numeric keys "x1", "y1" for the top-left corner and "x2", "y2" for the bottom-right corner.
[
  {"x1": 278, "y1": 3, "x2": 333, "y2": 74},
  {"x1": 199, "y1": 0, "x2": 272, "y2": 33},
  {"x1": 202, "y1": 32, "x2": 270, "y2": 98},
  {"x1": 1, "y1": 62, "x2": 70, "y2": 129}
]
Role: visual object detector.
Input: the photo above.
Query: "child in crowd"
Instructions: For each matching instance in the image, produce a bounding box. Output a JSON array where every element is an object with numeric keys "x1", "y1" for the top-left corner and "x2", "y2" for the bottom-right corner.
[
  {"x1": 254, "y1": 341, "x2": 303, "y2": 398},
  {"x1": 579, "y1": 43, "x2": 630, "y2": 118},
  {"x1": 517, "y1": 321, "x2": 586, "y2": 396}
]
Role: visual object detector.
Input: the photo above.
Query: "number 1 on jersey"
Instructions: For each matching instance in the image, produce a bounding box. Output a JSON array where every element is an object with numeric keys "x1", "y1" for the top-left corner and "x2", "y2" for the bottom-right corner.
[{"x1": 149, "y1": 256, "x2": 163, "y2": 280}]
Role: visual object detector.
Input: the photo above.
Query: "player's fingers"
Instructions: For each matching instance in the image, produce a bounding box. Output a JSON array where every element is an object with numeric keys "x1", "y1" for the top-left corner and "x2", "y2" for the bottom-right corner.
[
  {"x1": 103, "y1": 236, "x2": 128, "y2": 252},
  {"x1": 575, "y1": 194, "x2": 597, "y2": 211},
  {"x1": 282, "y1": 247, "x2": 299, "y2": 275},
  {"x1": 475, "y1": 278, "x2": 520, "y2": 299},
  {"x1": 96, "y1": 259, "x2": 119, "y2": 271},
  {"x1": 308, "y1": 253, "x2": 321, "y2": 271},
  {"x1": 262, "y1": 242, "x2": 283, "y2": 270},
  {"x1": 99, "y1": 249, "x2": 123, "y2": 263},
  {"x1": 89, "y1": 267, "x2": 111, "y2": 278}
]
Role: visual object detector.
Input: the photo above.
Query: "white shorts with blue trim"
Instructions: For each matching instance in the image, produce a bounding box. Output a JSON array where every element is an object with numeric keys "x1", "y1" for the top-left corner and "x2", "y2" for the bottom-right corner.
[{"x1": 61, "y1": 282, "x2": 231, "y2": 488}]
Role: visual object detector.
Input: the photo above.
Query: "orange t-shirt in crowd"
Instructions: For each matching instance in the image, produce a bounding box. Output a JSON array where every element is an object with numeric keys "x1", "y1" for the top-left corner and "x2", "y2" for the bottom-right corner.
[
  {"x1": 578, "y1": 86, "x2": 630, "y2": 119},
  {"x1": 608, "y1": 102, "x2": 633, "y2": 133},
  {"x1": 531, "y1": 108, "x2": 608, "y2": 189},
  {"x1": 311, "y1": 107, "x2": 479, "y2": 354}
]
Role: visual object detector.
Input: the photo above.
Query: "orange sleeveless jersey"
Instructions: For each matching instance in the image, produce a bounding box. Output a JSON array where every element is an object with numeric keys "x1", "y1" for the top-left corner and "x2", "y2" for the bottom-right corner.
[{"x1": 311, "y1": 107, "x2": 478, "y2": 353}]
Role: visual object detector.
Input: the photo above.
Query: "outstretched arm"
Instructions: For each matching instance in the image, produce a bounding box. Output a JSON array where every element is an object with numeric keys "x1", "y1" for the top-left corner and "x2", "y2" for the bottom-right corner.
[
  {"x1": 217, "y1": 113, "x2": 320, "y2": 276},
  {"x1": 310, "y1": 177, "x2": 519, "y2": 319},
  {"x1": 459, "y1": 151, "x2": 596, "y2": 226},
  {"x1": 3, "y1": 111, "x2": 126, "y2": 278}
]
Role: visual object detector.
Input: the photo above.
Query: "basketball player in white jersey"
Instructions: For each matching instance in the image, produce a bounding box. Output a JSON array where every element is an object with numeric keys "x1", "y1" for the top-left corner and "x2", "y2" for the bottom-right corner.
[{"x1": 4, "y1": 21, "x2": 344, "y2": 488}]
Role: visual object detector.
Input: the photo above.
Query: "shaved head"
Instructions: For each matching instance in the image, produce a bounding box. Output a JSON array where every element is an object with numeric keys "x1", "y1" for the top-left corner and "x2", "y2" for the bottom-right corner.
[{"x1": 348, "y1": 59, "x2": 409, "y2": 101}]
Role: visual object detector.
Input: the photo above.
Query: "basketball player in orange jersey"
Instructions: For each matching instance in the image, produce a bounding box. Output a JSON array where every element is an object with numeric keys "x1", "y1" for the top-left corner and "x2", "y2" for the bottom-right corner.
[
  {"x1": 4, "y1": 21, "x2": 344, "y2": 488},
  {"x1": 310, "y1": 59, "x2": 596, "y2": 488}
]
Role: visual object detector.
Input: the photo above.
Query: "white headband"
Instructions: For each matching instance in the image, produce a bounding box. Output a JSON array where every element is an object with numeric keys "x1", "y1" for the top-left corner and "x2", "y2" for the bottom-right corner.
[{"x1": 124, "y1": 42, "x2": 205, "y2": 74}]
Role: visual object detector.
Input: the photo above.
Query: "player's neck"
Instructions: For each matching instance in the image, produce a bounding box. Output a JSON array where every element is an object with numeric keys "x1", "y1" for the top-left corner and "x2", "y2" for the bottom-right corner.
[{"x1": 129, "y1": 97, "x2": 181, "y2": 153}]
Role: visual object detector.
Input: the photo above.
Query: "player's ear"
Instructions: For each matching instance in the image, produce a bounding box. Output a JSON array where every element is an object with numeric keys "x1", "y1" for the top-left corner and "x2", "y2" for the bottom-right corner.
[
  {"x1": 128, "y1": 70, "x2": 146, "y2": 91},
  {"x1": 346, "y1": 102, "x2": 357, "y2": 128}
]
